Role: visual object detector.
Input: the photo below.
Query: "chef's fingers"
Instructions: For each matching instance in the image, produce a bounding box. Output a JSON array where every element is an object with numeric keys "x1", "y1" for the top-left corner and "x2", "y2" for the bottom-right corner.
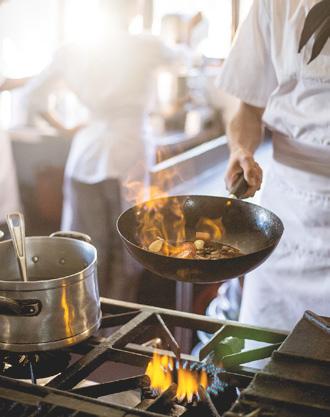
[
  {"x1": 241, "y1": 160, "x2": 263, "y2": 198},
  {"x1": 240, "y1": 156, "x2": 260, "y2": 184},
  {"x1": 224, "y1": 158, "x2": 243, "y2": 190},
  {"x1": 225, "y1": 154, "x2": 263, "y2": 198}
]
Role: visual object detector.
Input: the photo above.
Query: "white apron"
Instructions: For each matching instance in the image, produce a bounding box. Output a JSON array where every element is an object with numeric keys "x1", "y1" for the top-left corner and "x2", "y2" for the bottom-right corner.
[
  {"x1": 240, "y1": 133, "x2": 330, "y2": 331},
  {"x1": 215, "y1": 0, "x2": 330, "y2": 331},
  {"x1": 61, "y1": 116, "x2": 148, "y2": 230},
  {"x1": 0, "y1": 130, "x2": 20, "y2": 223}
]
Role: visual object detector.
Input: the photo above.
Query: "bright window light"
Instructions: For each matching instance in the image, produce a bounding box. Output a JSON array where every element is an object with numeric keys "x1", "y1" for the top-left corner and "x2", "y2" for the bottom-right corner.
[
  {"x1": 64, "y1": 0, "x2": 103, "y2": 44},
  {"x1": 129, "y1": 14, "x2": 144, "y2": 35},
  {"x1": 153, "y1": 0, "x2": 233, "y2": 58},
  {"x1": 0, "y1": 0, "x2": 58, "y2": 76}
]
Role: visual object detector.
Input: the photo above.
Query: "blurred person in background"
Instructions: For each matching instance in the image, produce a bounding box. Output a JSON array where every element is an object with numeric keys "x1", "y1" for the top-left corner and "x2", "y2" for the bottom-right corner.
[
  {"x1": 26, "y1": 0, "x2": 180, "y2": 300},
  {"x1": 217, "y1": 0, "x2": 330, "y2": 331},
  {"x1": 0, "y1": 0, "x2": 31, "y2": 235}
]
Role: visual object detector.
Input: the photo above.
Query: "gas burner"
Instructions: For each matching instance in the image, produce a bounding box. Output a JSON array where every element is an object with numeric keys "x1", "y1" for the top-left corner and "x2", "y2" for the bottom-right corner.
[
  {"x1": 0, "y1": 299, "x2": 328, "y2": 417},
  {"x1": 0, "y1": 350, "x2": 71, "y2": 380}
]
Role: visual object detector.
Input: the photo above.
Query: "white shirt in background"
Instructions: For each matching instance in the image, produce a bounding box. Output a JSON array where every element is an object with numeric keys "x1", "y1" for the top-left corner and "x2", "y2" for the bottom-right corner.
[
  {"x1": 0, "y1": 74, "x2": 20, "y2": 223},
  {"x1": 27, "y1": 33, "x2": 177, "y2": 184}
]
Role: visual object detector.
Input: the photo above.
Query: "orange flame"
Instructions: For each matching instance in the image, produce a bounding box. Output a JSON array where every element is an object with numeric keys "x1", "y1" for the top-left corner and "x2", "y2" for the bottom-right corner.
[
  {"x1": 176, "y1": 366, "x2": 199, "y2": 403},
  {"x1": 146, "y1": 353, "x2": 209, "y2": 403},
  {"x1": 124, "y1": 165, "x2": 225, "y2": 257},
  {"x1": 200, "y1": 369, "x2": 208, "y2": 389},
  {"x1": 196, "y1": 217, "x2": 224, "y2": 241},
  {"x1": 146, "y1": 352, "x2": 173, "y2": 393},
  {"x1": 135, "y1": 195, "x2": 187, "y2": 253}
]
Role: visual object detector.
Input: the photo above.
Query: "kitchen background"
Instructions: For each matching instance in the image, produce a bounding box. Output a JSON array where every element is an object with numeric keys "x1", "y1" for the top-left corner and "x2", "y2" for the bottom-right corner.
[{"x1": 0, "y1": 0, "x2": 272, "y2": 314}]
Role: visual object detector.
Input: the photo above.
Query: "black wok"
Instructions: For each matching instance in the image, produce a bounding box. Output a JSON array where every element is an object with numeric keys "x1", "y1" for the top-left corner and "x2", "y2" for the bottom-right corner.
[{"x1": 117, "y1": 195, "x2": 284, "y2": 283}]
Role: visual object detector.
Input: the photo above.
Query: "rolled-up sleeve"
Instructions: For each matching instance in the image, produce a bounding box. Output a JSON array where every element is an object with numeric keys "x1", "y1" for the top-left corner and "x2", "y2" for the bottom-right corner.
[
  {"x1": 25, "y1": 47, "x2": 68, "y2": 115},
  {"x1": 0, "y1": 74, "x2": 6, "y2": 89},
  {"x1": 217, "y1": 0, "x2": 277, "y2": 108}
]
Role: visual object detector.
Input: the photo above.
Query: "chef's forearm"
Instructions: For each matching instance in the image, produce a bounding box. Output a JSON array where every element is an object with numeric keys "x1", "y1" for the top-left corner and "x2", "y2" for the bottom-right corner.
[
  {"x1": 0, "y1": 77, "x2": 32, "y2": 92},
  {"x1": 40, "y1": 111, "x2": 85, "y2": 138},
  {"x1": 40, "y1": 111, "x2": 66, "y2": 131},
  {"x1": 227, "y1": 102, "x2": 265, "y2": 155}
]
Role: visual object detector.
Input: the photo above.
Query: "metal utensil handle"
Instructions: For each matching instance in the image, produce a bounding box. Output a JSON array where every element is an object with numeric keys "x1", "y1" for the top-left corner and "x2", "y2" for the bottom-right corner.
[
  {"x1": 229, "y1": 174, "x2": 249, "y2": 199},
  {"x1": 6, "y1": 212, "x2": 28, "y2": 282},
  {"x1": 49, "y1": 231, "x2": 92, "y2": 244}
]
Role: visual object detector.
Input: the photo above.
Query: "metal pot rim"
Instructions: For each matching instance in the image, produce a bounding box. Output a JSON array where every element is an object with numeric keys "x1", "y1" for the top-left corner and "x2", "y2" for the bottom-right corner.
[{"x1": 0, "y1": 236, "x2": 97, "y2": 290}]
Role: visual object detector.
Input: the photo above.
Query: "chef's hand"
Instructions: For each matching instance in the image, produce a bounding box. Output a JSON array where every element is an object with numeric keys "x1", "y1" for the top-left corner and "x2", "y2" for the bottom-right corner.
[
  {"x1": 60, "y1": 124, "x2": 86, "y2": 139},
  {"x1": 225, "y1": 148, "x2": 263, "y2": 198},
  {"x1": 40, "y1": 111, "x2": 86, "y2": 139}
]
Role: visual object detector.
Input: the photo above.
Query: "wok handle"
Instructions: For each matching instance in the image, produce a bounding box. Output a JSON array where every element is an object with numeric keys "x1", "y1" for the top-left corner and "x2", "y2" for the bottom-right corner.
[
  {"x1": 50, "y1": 231, "x2": 92, "y2": 244},
  {"x1": 0, "y1": 296, "x2": 41, "y2": 316},
  {"x1": 229, "y1": 174, "x2": 249, "y2": 199}
]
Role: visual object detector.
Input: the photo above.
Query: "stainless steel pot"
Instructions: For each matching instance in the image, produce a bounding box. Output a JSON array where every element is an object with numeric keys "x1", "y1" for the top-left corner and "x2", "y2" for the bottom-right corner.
[{"x1": 0, "y1": 231, "x2": 101, "y2": 352}]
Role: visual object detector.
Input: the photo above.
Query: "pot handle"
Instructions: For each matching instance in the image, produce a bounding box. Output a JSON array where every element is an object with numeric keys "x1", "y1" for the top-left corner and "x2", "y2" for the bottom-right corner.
[
  {"x1": 49, "y1": 231, "x2": 92, "y2": 244},
  {"x1": 0, "y1": 296, "x2": 41, "y2": 316}
]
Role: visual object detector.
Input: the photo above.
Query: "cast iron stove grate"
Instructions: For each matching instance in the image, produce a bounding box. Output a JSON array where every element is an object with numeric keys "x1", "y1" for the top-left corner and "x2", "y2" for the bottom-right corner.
[
  {"x1": 224, "y1": 311, "x2": 330, "y2": 417},
  {"x1": 0, "y1": 297, "x2": 308, "y2": 417},
  {"x1": 0, "y1": 351, "x2": 71, "y2": 381}
]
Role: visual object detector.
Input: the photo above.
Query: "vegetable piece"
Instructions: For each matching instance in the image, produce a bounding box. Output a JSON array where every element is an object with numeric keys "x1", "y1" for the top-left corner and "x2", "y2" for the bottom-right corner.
[
  {"x1": 148, "y1": 239, "x2": 164, "y2": 253},
  {"x1": 176, "y1": 242, "x2": 196, "y2": 259},
  {"x1": 177, "y1": 249, "x2": 194, "y2": 259},
  {"x1": 196, "y1": 232, "x2": 211, "y2": 241},
  {"x1": 194, "y1": 239, "x2": 205, "y2": 250}
]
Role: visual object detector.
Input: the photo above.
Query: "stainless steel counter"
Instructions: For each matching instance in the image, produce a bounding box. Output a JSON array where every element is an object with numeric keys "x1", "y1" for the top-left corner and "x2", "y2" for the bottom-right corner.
[{"x1": 152, "y1": 135, "x2": 272, "y2": 201}]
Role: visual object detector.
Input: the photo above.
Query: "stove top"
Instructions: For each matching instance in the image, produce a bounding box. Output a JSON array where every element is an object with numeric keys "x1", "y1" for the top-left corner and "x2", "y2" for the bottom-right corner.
[
  {"x1": 0, "y1": 351, "x2": 71, "y2": 381},
  {"x1": 224, "y1": 310, "x2": 330, "y2": 417},
  {"x1": 0, "y1": 298, "x2": 328, "y2": 417}
]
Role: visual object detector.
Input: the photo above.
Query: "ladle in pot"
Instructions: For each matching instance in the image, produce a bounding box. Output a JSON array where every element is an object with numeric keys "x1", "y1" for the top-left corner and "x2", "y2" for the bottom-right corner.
[{"x1": 6, "y1": 212, "x2": 28, "y2": 282}]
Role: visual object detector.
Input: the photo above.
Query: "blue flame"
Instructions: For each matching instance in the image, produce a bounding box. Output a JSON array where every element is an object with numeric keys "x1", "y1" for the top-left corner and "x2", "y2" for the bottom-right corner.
[{"x1": 180, "y1": 360, "x2": 228, "y2": 396}]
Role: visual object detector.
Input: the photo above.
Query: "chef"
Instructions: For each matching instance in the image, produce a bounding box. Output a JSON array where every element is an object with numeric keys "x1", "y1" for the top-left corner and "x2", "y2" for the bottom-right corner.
[
  {"x1": 0, "y1": 83, "x2": 31, "y2": 232},
  {"x1": 0, "y1": 101, "x2": 20, "y2": 233},
  {"x1": 26, "y1": 0, "x2": 179, "y2": 300},
  {"x1": 0, "y1": 0, "x2": 34, "y2": 235},
  {"x1": 217, "y1": 0, "x2": 330, "y2": 331}
]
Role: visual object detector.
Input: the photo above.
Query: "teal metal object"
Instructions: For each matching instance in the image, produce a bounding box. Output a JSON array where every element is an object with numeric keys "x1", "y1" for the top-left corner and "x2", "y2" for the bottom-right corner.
[
  {"x1": 221, "y1": 343, "x2": 282, "y2": 368},
  {"x1": 199, "y1": 322, "x2": 287, "y2": 369},
  {"x1": 213, "y1": 337, "x2": 245, "y2": 360}
]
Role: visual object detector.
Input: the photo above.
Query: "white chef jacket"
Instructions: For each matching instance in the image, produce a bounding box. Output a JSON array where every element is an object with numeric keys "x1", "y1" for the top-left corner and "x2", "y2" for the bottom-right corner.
[
  {"x1": 27, "y1": 33, "x2": 176, "y2": 184},
  {"x1": 0, "y1": 75, "x2": 20, "y2": 223},
  {"x1": 219, "y1": 0, "x2": 330, "y2": 144},
  {"x1": 217, "y1": 0, "x2": 330, "y2": 331}
]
